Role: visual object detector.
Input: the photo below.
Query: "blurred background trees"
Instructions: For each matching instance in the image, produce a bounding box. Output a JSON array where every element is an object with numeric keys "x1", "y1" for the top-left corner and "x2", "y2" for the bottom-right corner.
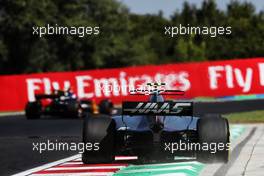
[{"x1": 0, "y1": 0, "x2": 263, "y2": 74}]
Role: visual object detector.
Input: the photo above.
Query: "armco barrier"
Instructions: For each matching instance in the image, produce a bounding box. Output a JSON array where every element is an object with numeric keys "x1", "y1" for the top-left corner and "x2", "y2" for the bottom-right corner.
[
  {"x1": 0, "y1": 58, "x2": 264, "y2": 111},
  {"x1": 194, "y1": 99, "x2": 264, "y2": 116}
]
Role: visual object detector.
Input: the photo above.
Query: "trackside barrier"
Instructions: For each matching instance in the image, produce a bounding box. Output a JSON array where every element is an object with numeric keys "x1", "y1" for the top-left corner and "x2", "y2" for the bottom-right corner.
[
  {"x1": 193, "y1": 99, "x2": 264, "y2": 116},
  {"x1": 0, "y1": 58, "x2": 264, "y2": 111}
]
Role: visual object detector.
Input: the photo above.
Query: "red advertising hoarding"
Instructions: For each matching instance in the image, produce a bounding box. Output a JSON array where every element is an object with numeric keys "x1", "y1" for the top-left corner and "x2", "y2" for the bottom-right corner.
[{"x1": 0, "y1": 58, "x2": 263, "y2": 111}]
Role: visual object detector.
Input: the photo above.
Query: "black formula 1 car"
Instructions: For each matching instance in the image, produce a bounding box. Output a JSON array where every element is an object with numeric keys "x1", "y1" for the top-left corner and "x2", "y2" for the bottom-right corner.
[
  {"x1": 82, "y1": 83, "x2": 230, "y2": 164},
  {"x1": 25, "y1": 90, "x2": 113, "y2": 119}
]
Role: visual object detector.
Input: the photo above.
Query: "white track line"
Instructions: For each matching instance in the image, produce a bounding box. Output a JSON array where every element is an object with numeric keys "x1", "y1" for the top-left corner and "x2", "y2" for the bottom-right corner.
[
  {"x1": 71, "y1": 156, "x2": 138, "y2": 161},
  {"x1": 46, "y1": 166, "x2": 126, "y2": 170},
  {"x1": 0, "y1": 111, "x2": 24, "y2": 117},
  {"x1": 60, "y1": 162, "x2": 83, "y2": 165},
  {"x1": 115, "y1": 156, "x2": 138, "y2": 160}
]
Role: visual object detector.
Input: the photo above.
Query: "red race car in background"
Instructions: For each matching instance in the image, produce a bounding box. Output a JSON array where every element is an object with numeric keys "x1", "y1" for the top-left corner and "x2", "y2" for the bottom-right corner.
[{"x1": 25, "y1": 89, "x2": 113, "y2": 119}]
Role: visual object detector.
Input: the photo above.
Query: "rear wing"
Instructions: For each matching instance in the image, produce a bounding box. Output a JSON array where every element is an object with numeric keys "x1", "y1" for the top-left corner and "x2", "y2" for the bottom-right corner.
[
  {"x1": 129, "y1": 90, "x2": 185, "y2": 96},
  {"x1": 122, "y1": 101, "x2": 193, "y2": 116}
]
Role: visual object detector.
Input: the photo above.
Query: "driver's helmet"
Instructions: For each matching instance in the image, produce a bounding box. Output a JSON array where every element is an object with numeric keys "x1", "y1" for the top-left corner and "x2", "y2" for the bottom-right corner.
[
  {"x1": 63, "y1": 86, "x2": 76, "y2": 99},
  {"x1": 149, "y1": 93, "x2": 165, "y2": 128},
  {"x1": 149, "y1": 93, "x2": 164, "y2": 102}
]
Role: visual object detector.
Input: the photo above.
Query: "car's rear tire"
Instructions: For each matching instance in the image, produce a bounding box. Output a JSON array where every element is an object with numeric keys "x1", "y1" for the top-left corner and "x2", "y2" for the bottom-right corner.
[
  {"x1": 82, "y1": 114, "x2": 116, "y2": 164},
  {"x1": 25, "y1": 101, "x2": 42, "y2": 119},
  {"x1": 67, "y1": 100, "x2": 82, "y2": 118},
  {"x1": 197, "y1": 115, "x2": 230, "y2": 163}
]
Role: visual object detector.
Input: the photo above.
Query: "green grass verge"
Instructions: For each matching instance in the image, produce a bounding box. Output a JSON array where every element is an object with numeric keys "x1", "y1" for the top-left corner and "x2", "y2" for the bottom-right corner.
[{"x1": 226, "y1": 110, "x2": 264, "y2": 123}]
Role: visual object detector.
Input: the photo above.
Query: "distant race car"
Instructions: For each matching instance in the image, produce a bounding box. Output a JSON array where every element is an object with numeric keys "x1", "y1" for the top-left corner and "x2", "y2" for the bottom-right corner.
[
  {"x1": 82, "y1": 83, "x2": 230, "y2": 164},
  {"x1": 25, "y1": 90, "x2": 113, "y2": 119}
]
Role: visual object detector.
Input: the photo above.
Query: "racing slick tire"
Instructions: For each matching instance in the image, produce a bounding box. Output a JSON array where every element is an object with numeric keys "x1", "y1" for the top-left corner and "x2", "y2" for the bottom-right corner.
[
  {"x1": 67, "y1": 100, "x2": 82, "y2": 118},
  {"x1": 98, "y1": 99, "x2": 113, "y2": 115},
  {"x1": 197, "y1": 115, "x2": 230, "y2": 163},
  {"x1": 25, "y1": 101, "x2": 42, "y2": 119},
  {"x1": 82, "y1": 114, "x2": 116, "y2": 164}
]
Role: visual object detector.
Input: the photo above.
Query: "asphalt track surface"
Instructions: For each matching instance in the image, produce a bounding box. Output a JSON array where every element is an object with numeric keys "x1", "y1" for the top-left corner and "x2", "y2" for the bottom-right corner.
[
  {"x1": 1, "y1": 114, "x2": 263, "y2": 176},
  {"x1": 0, "y1": 115, "x2": 82, "y2": 176}
]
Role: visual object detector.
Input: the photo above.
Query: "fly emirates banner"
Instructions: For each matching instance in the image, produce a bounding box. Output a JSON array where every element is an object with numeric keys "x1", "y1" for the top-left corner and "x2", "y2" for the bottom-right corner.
[{"x1": 0, "y1": 58, "x2": 263, "y2": 111}]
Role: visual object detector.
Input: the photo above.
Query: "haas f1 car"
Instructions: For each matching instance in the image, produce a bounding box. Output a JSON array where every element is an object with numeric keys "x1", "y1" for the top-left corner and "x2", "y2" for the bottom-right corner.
[
  {"x1": 82, "y1": 83, "x2": 230, "y2": 164},
  {"x1": 25, "y1": 90, "x2": 113, "y2": 119}
]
